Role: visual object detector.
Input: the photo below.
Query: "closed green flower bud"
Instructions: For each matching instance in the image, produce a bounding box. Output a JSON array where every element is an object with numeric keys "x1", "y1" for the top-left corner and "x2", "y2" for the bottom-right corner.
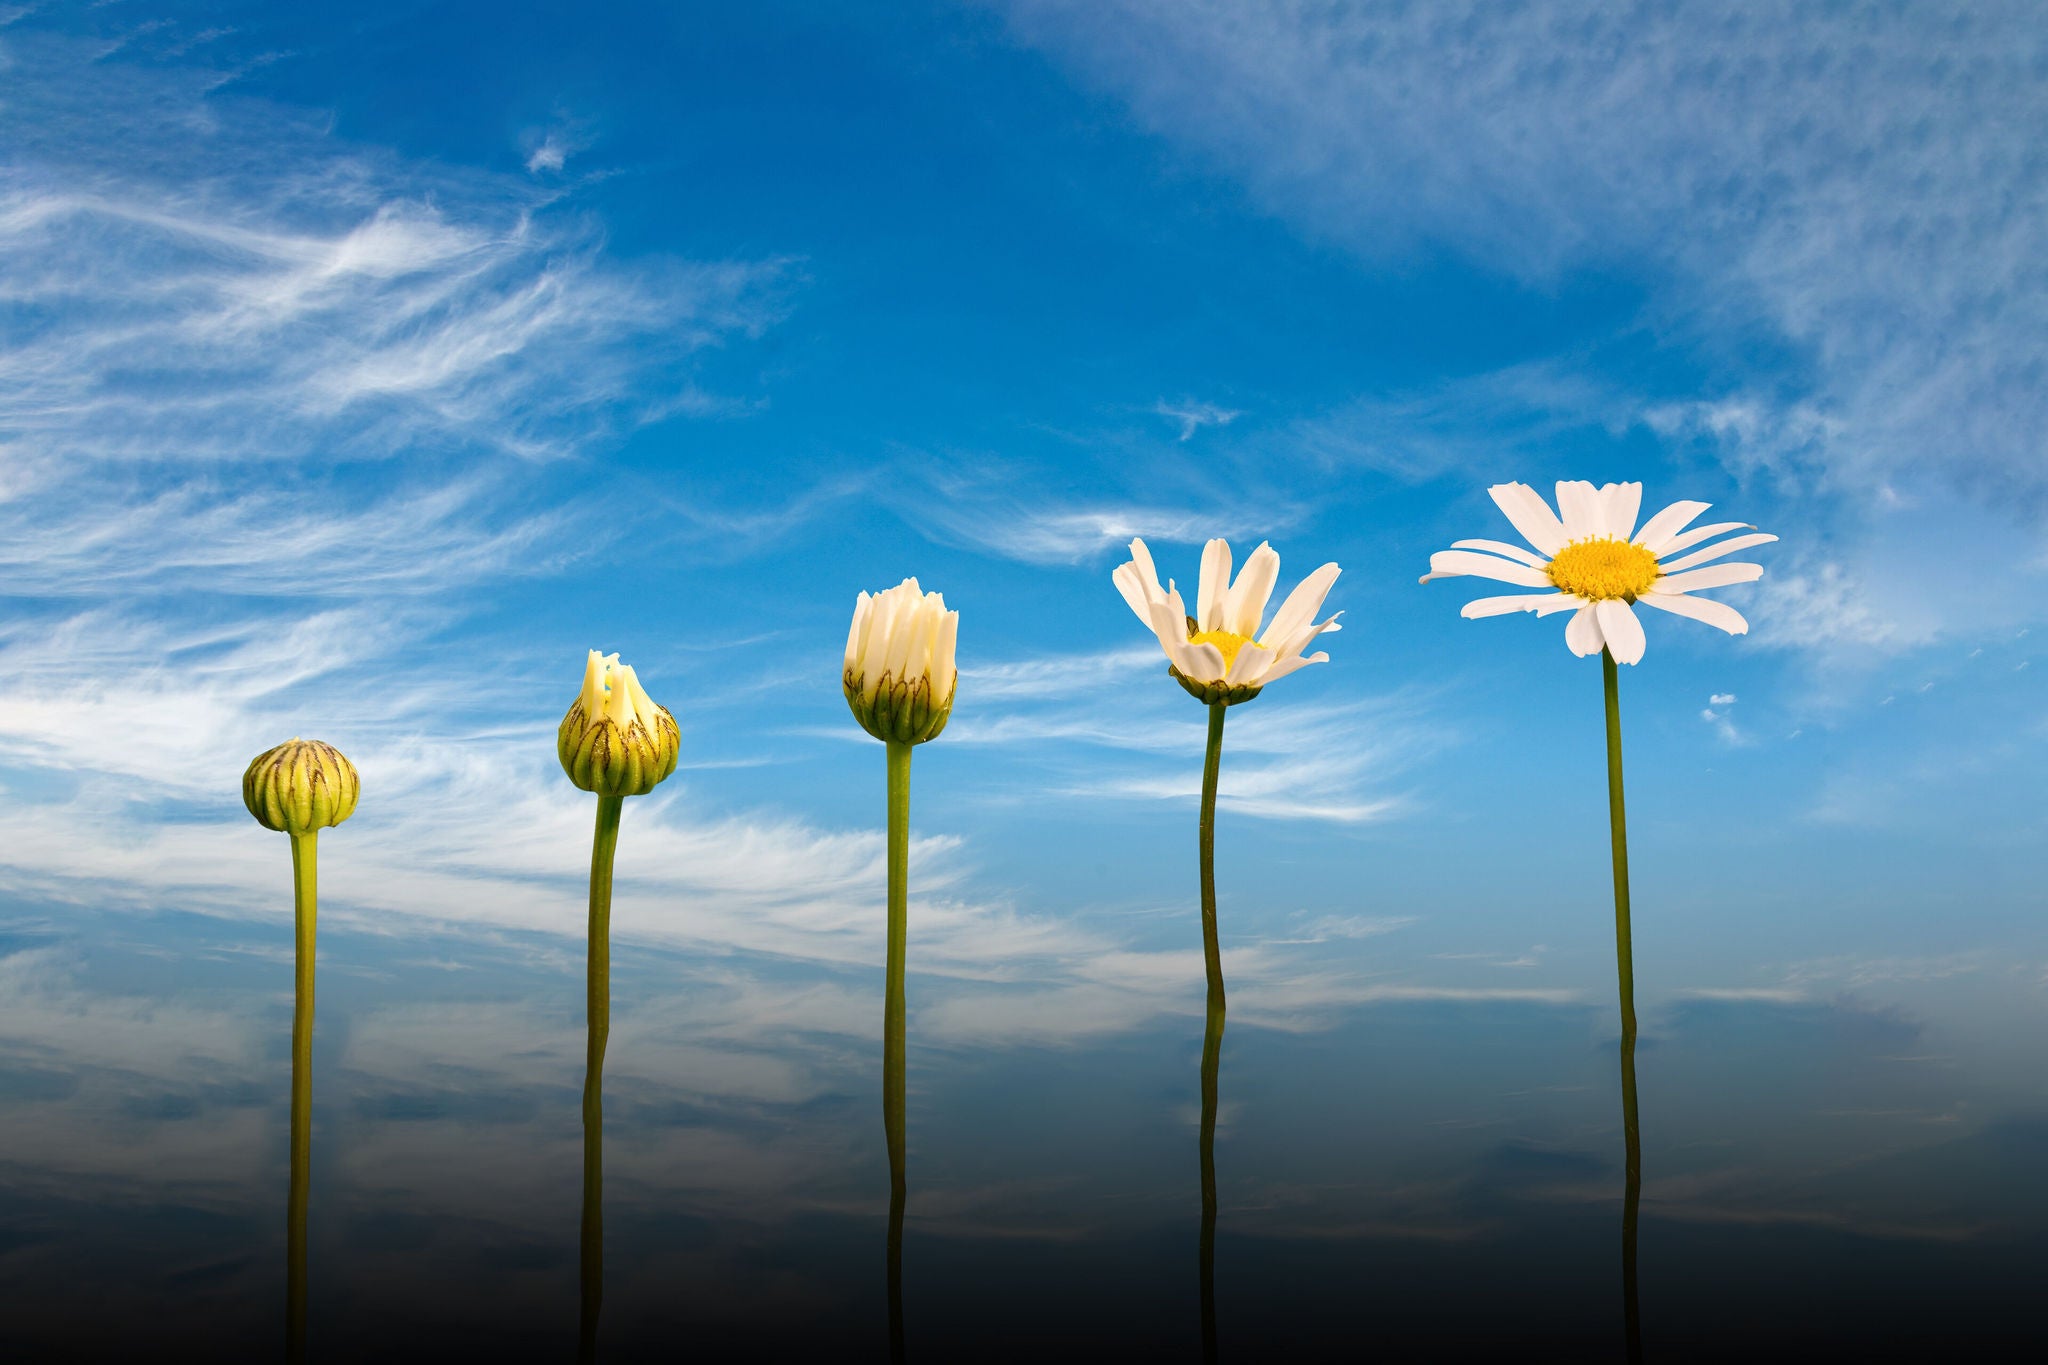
[
  {"x1": 243, "y1": 738, "x2": 360, "y2": 835},
  {"x1": 842, "y1": 578, "x2": 958, "y2": 745},
  {"x1": 558, "y1": 650, "x2": 680, "y2": 797}
]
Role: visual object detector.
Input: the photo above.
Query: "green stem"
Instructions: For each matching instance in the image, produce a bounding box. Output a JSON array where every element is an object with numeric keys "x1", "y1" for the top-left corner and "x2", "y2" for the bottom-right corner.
[
  {"x1": 1603, "y1": 649, "x2": 1644, "y2": 1362},
  {"x1": 1198, "y1": 702, "x2": 1227, "y2": 1006},
  {"x1": 580, "y1": 794, "x2": 622, "y2": 1365},
  {"x1": 1198, "y1": 978, "x2": 1225, "y2": 1364},
  {"x1": 1196, "y1": 702, "x2": 1229, "y2": 1361},
  {"x1": 884, "y1": 741, "x2": 912, "y2": 1363},
  {"x1": 887, "y1": 1180, "x2": 906, "y2": 1364},
  {"x1": 1602, "y1": 649, "x2": 1638, "y2": 1044},
  {"x1": 1621, "y1": 1033, "x2": 1643, "y2": 1364},
  {"x1": 286, "y1": 832, "x2": 317, "y2": 1365}
]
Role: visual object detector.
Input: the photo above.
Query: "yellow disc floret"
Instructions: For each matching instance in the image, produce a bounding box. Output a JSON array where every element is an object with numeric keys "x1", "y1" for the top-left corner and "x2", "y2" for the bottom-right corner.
[
  {"x1": 1188, "y1": 629, "x2": 1265, "y2": 670},
  {"x1": 1545, "y1": 537, "x2": 1662, "y2": 601}
]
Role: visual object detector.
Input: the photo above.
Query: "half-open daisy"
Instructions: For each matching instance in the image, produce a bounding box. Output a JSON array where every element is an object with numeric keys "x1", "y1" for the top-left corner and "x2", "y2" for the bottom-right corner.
[
  {"x1": 1113, "y1": 538, "x2": 1341, "y2": 705},
  {"x1": 1419, "y1": 481, "x2": 1776, "y2": 664}
]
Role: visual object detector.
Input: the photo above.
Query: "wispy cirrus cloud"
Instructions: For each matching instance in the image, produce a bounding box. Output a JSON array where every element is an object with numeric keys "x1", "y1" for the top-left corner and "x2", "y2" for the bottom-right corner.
[
  {"x1": 951, "y1": 633, "x2": 1441, "y2": 824},
  {"x1": 1153, "y1": 398, "x2": 1241, "y2": 442},
  {"x1": 1005, "y1": 0, "x2": 2048, "y2": 502},
  {"x1": 918, "y1": 495, "x2": 1301, "y2": 566},
  {"x1": 0, "y1": 25, "x2": 998, "y2": 980}
]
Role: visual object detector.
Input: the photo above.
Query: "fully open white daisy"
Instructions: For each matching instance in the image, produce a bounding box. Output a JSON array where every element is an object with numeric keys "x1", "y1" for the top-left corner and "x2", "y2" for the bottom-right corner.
[
  {"x1": 1113, "y1": 537, "x2": 1341, "y2": 704},
  {"x1": 1419, "y1": 482, "x2": 1776, "y2": 664}
]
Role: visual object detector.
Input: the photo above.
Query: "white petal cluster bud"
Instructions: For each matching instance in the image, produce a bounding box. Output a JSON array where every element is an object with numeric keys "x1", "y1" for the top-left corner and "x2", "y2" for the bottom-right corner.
[
  {"x1": 842, "y1": 578, "x2": 958, "y2": 745},
  {"x1": 558, "y1": 650, "x2": 681, "y2": 797}
]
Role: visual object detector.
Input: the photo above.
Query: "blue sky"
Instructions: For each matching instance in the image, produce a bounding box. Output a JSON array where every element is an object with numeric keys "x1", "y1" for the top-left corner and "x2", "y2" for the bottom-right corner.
[{"x1": 1, "y1": 0, "x2": 2044, "y2": 1044}]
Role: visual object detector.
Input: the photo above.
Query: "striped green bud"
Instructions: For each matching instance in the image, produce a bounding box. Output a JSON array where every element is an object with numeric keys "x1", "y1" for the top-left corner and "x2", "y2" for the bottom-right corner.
[
  {"x1": 558, "y1": 650, "x2": 680, "y2": 797},
  {"x1": 844, "y1": 669, "x2": 956, "y2": 746},
  {"x1": 243, "y1": 738, "x2": 360, "y2": 835}
]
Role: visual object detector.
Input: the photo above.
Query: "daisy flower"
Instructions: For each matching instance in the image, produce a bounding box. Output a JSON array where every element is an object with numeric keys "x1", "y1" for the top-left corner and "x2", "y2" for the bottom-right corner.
[
  {"x1": 1109, "y1": 536, "x2": 1342, "y2": 1020},
  {"x1": 1420, "y1": 481, "x2": 1776, "y2": 663},
  {"x1": 1421, "y1": 479, "x2": 1780, "y2": 1235},
  {"x1": 1113, "y1": 537, "x2": 1342, "y2": 705}
]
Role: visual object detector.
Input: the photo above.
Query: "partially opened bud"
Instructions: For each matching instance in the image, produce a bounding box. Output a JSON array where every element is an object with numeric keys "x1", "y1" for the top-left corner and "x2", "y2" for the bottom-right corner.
[
  {"x1": 243, "y1": 739, "x2": 360, "y2": 835},
  {"x1": 558, "y1": 650, "x2": 681, "y2": 797},
  {"x1": 843, "y1": 578, "x2": 958, "y2": 745}
]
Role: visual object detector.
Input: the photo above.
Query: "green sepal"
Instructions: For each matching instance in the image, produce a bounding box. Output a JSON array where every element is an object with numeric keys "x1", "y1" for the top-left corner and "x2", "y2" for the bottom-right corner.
[{"x1": 1168, "y1": 664, "x2": 1262, "y2": 708}]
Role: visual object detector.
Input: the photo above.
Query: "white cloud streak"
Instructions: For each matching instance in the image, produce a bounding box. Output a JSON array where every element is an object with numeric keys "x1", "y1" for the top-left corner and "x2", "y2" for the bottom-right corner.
[
  {"x1": 1007, "y1": 0, "x2": 2048, "y2": 503},
  {"x1": 1154, "y1": 398, "x2": 1241, "y2": 442}
]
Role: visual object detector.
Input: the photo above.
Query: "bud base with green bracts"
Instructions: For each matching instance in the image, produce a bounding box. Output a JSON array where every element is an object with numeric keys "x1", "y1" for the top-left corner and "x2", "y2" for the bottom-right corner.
[
  {"x1": 1168, "y1": 664, "x2": 1262, "y2": 708},
  {"x1": 844, "y1": 669, "x2": 955, "y2": 746},
  {"x1": 558, "y1": 703, "x2": 681, "y2": 797}
]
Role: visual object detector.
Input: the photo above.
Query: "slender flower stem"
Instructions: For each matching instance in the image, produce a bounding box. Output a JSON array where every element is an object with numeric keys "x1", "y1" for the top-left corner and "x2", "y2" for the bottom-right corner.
[
  {"x1": 1602, "y1": 650, "x2": 1638, "y2": 1043},
  {"x1": 1196, "y1": 701, "x2": 1229, "y2": 1361},
  {"x1": 883, "y1": 740, "x2": 912, "y2": 1364},
  {"x1": 579, "y1": 794, "x2": 623, "y2": 1365},
  {"x1": 286, "y1": 832, "x2": 317, "y2": 1365},
  {"x1": 1198, "y1": 702, "x2": 1227, "y2": 1007},
  {"x1": 1198, "y1": 977, "x2": 1225, "y2": 1365},
  {"x1": 887, "y1": 1181, "x2": 906, "y2": 1364},
  {"x1": 1621, "y1": 1035, "x2": 1643, "y2": 1364},
  {"x1": 1602, "y1": 648, "x2": 1644, "y2": 1362}
]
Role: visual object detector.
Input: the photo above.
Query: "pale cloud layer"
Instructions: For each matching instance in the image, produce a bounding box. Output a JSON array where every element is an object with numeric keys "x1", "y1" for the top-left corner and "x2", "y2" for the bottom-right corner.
[{"x1": 1006, "y1": 1, "x2": 2048, "y2": 501}]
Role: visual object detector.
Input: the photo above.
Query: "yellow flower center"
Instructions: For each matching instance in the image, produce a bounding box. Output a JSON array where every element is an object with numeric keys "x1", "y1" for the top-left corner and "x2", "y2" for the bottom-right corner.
[
  {"x1": 1545, "y1": 537, "x2": 1662, "y2": 601},
  {"x1": 1189, "y1": 629, "x2": 1265, "y2": 669}
]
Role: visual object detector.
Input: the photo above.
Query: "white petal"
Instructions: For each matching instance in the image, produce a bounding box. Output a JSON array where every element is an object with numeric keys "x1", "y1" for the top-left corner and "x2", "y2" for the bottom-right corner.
[
  {"x1": 1420, "y1": 550, "x2": 1553, "y2": 588},
  {"x1": 1173, "y1": 638, "x2": 1228, "y2": 683},
  {"x1": 1197, "y1": 539, "x2": 1232, "y2": 632},
  {"x1": 858, "y1": 595, "x2": 894, "y2": 692},
  {"x1": 902, "y1": 598, "x2": 936, "y2": 683},
  {"x1": 1597, "y1": 599, "x2": 1645, "y2": 664},
  {"x1": 882, "y1": 594, "x2": 916, "y2": 679},
  {"x1": 1654, "y1": 521, "x2": 1751, "y2": 558},
  {"x1": 1555, "y1": 481, "x2": 1604, "y2": 540},
  {"x1": 1658, "y1": 562, "x2": 1764, "y2": 593},
  {"x1": 1226, "y1": 641, "x2": 1273, "y2": 685},
  {"x1": 1223, "y1": 541, "x2": 1281, "y2": 637},
  {"x1": 1112, "y1": 562, "x2": 1157, "y2": 627},
  {"x1": 1460, "y1": 592, "x2": 1583, "y2": 619},
  {"x1": 1259, "y1": 562, "x2": 1341, "y2": 646},
  {"x1": 1144, "y1": 597, "x2": 1189, "y2": 658},
  {"x1": 1265, "y1": 612, "x2": 1341, "y2": 665},
  {"x1": 603, "y1": 663, "x2": 637, "y2": 726},
  {"x1": 1451, "y1": 538, "x2": 1546, "y2": 567},
  {"x1": 1160, "y1": 584, "x2": 1193, "y2": 639},
  {"x1": 1128, "y1": 539, "x2": 1163, "y2": 600},
  {"x1": 1488, "y1": 483, "x2": 1568, "y2": 556},
  {"x1": 843, "y1": 594, "x2": 870, "y2": 669},
  {"x1": 1564, "y1": 603, "x2": 1605, "y2": 657},
  {"x1": 1656, "y1": 532, "x2": 1778, "y2": 575},
  {"x1": 1601, "y1": 483, "x2": 1644, "y2": 542},
  {"x1": 933, "y1": 610, "x2": 960, "y2": 694},
  {"x1": 1638, "y1": 590, "x2": 1749, "y2": 635},
  {"x1": 1256, "y1": 650, "x2": 1329, "y2": 686},
  {"x1": 623, "y1": 664, "x2": 662, "y2": 730},
  {"x1": 1633, "y1": 500, "x2": 1710, "y2": 553}
]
